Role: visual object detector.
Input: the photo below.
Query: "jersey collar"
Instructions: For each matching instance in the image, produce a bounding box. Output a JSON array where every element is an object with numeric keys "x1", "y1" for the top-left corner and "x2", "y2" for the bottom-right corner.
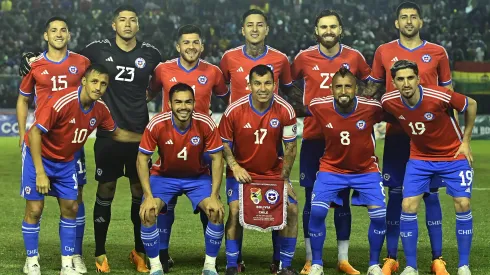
[
  {"x1": 171, "y1": 113, "x2": 192, "y2": 135},
  {"x1": 401, "y1": 85, "x2": 424, "y2": 110},
  {"x1": 397, "y1": 39, "x2": 427, "y2": 52},
  {"x1": 242, "y1": 45, "x2": 269, "y2": 61},
  {"x1": 333, "y1": 96, "x2": 358, "y2": 118},
  {"x1": 249, "y1": 93, "x2": 274, "y2": 116},
  {"x1": 78, "y1": 86, "x2": 96, "y2": 114},
  {"x1": 317, "y1": 44, "x2": 343, "y2": 60},
  {"x1": 177, "y1": 58, "x2": 200, "y2": 73},
  {"x1": 43, "y1": 50, "x2": 69, "y2": 64}
]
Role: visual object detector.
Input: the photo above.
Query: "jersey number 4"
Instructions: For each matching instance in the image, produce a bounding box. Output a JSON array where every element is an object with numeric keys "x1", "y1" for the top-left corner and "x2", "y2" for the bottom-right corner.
[
  {"x1": 178, "y1": 147, "x2": 188, "y2": 161},
  {"x1": 115, "y1": 66, "x2": 135, "y2": 82}
]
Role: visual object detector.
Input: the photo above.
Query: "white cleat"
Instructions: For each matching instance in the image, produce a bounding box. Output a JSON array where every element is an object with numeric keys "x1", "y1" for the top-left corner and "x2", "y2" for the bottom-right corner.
[
  {"x1": 309, "y1": 264, "x2": 324, "y2": 275},
  {"x1": 367, "y1": 264, "x2": 383, "y2": 275},
  {"x1": 24, "y1": 255, "x2": 40, "y2": 274},
  {"x1": 60, "y1": 266, "x2": 81, "y2": 275},
  {"x1": 26, "y1": 263, "x2": 41, "y2": 275},
  {"x1": 72, "y1": 255, "x2": 87, "y2": 274},
  {"x1": 400, "y1": 266, "x2": 419, "y2": 275},
  {"x1": 458, "y1": 265, "x2": 471, "y2": 275},
  {"x1": 149, "y1": 264, "x2": 164, "y2": 275}
]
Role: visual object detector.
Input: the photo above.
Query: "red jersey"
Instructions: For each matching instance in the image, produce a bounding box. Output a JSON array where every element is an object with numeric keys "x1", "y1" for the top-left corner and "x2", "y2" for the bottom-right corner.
[
  {"x1": 151, "y1": 58, "x2": 228, "y2": 113},
  {"x1": 291, "y1": 44, "x2": 371, "y2": 140},
  {"x1": 308, "y1": 96, "x2": 383, "y2": 174},
  {"x1": 219, "y1": 94, "x2": 297, "y2": 178},
  {"x1": 19, "y1": 51, "x2": 90, "y2": 112},
  {"x1": 139, "y1": 112, "x2": 223, "y2": 178},
  {"x1": 25, "y1": 88, "x2": 116, "y2": 162},
  {"x1": 370, "y1": 40, "x2": 452, "y2": 136},
  {"x1": 220, "y1": 45, "x2": 293, "y2": 103},
  {"x1": 381, "y1": 85, "x2": 468, "y2": 161}
]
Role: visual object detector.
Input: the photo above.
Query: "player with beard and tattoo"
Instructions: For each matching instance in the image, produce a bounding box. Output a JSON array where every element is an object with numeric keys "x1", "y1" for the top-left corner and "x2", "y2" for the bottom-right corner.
[
  {"x1": 365, "y1": 3, "x2": 453, "y2": 275},
  {"x1": 147, "y1": 24, "x2": 228, "y2": 272},
  {"x1": 291, "y1": 9, "x2": 371, "y2": 275}
]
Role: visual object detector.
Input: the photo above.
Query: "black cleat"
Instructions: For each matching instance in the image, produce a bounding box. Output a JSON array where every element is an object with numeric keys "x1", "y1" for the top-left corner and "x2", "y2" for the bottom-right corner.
[
  {"x1": 159, "y1": 249, "x2": 173, "y2": 272},
  {"x1": 237, "y1": 260, "x2": 246, "y2": 272},
  {"x1": 278, "y1": 266, "x2": 299, "y2": 275},
  {"x1": 270, "y1": 260, "x2": 280, "y2": 274},
  {"x1": 226, "y1": 267, "x2": 239, "y2": 275}
]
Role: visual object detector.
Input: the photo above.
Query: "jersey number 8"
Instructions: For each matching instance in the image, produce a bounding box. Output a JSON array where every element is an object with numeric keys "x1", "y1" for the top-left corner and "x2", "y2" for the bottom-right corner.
[{"x1": 340, "y1": 131, "x2": 350, "y2": 145}]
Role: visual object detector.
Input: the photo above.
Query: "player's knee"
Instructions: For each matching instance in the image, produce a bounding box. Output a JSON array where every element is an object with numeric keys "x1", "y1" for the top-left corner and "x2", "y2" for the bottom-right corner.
[
  {"x1": 453, "y1": 197, "x2": 471, "y2": 212},
  {"x1": 310, "y1": 205, "x2": 329, "y2": 220},
  {"x1": 60, "y1": 200, "x2": 78, "y2": 218},
  {"x1": 227, "y1": 202, "x2": 240, "y2": 223},
  {"x1": 401, "y1": 197, "x2": 419, "y2": 213},
  {"x1": 97, "y1": 181, "x2": 116, "y2": 198},
  {"x1": 25, "y1": 201, "x2": 44, "y2": 222},
  {"x1": 287, "y1": 203, "x2": 299, "y2": 220},
  {"x1": 209, "y1": 212, "x2": 223, "y2": 224}
]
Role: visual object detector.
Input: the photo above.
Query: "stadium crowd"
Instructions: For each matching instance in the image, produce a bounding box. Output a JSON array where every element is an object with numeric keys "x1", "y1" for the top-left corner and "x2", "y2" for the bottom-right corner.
[{"x1": 0, "y1": 0, "x2": 489, "y2": 110}]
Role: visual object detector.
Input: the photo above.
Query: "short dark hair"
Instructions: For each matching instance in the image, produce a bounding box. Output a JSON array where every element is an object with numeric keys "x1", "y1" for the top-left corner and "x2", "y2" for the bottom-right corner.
[
  {"x1": 249, "y1": 64, "x2": 274, "y2": 82},
  {"x1": 332, "y1": 66, "x2": 356, "y2": 83},
  {"x1": 45, "y1": 16, "x2": 69, "y2": 32},
  {"x1": 84, "y1": 63, "x2": 109, "y2": 77},
  {"x1": 390, "y1": 60, "x2": 419, "y2": 78},
  {"x1": 315, "y1": 9, "x2": 343, "y2": 28},
  {"x1": 242, "y1": 9, "x2": 268, "y2": 25},
  {"x1": 169, "y1": 83, "x2": 195, "y2": 101},
  {"x1": 396, "y1": 1, "x2": 422, "y2": 18},
  {"x1": 113, "y1": 5, "x2": 138, "y2": 21},
  {"x1": 177, "y1": 24, "x2": 202, "y2": 40}
]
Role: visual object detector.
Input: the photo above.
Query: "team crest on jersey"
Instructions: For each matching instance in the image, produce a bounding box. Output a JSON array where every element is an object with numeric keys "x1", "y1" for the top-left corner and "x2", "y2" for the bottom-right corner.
[
  {"x1": 190, "y1": 136, "x2": 201, "y2": 146},
  {"x1": 68, "y1": 66, "x2": 78, "y2": 74},
  {"x1": 266, "y1": 64, "x2": 274, "y2": 71},
  {"x1": 24, "y1": 186, "x2": 31, "y2": 195},
  {"x1": 424, "y1": 112, "x2": 434, "y2": 120},
  {"x1": 341, "y1": 63, "x2": 350, "y2": 70},
  {"x1": 269, "y1": 118, "x2": 280, "y2": 128},
  {"x1": 135, "y1": 57, "x2": 146, "y2": 68},
  {"x1": 197, "y1": 75, "x2": 208, "y2": 85},
  {"x1": 265, "y1": 189, "x2": 280, "y2": 204},
  {"x1": 356, "y1": 120, "x2": 366, "y2": 130},
  {"x1": 422, "y1": 54, "x2": 432, "y2": 63},
  {"x1": 89, "y1": 118, "x2": 97, "y2": 127}
]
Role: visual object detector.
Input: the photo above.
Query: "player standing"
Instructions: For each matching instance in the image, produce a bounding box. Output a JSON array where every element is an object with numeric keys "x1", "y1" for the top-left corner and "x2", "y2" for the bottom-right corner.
[
  {"x1": 307, "y1": 67, "x2": 386, "y2": 275},
  {"x1": 21, "y1": 64, "x2": 142, "y2": 275},
  {"x1": 137, "y1": 83, "x2": 225, "y2": 275},
  {"x1": 290, "y1": 9, "x2": 371, "y2": 275},
  {"x1": 366, "y1": 2, "x2": 453, "y2": 274},
  {"x1": 219, "y1": 65, "x2": 299, "y2": 275},
  {"x1": 16, "y1": 16, "x2": 91, "y2": 273},
  {"x1": 148, "y1": 24, "x2": 228, "y2": 271},
  {"x1": 381, "y1": 60, "x2": 476, "y2": 275}
]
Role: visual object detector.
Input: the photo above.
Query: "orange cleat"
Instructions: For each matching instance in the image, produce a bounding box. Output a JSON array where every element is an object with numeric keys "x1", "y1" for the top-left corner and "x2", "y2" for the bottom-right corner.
[
  {"x1": 300, "y1": 260, "x2": 312, "y2": 274},
  {"x1": 95, "y1": 255, "x2": 111, "y2": 273},
  {"x1": 337, "y1": 260, "x2": 361, "y2": 275},
  {"x1": 431, "y1": 257, "x2": 450, "y2": 275},
  {"x1": 129, "y1": 249, "x2": 150, "y2": 273},
  {"x1": 381, "y1": 258, "x2": 399, "y2": 275}
]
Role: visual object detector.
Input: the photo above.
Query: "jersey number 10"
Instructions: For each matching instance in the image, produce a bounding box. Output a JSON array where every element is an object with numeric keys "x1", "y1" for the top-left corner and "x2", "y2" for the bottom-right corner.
[{"x1": 72, "y1": 128, "x2": 88, "y2": 144}]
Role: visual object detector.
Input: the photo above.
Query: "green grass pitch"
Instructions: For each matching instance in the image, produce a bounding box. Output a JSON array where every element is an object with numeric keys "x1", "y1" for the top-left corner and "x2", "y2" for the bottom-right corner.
[{"x1": 1, "y1": 137, "x2": 489, "y2": 274}]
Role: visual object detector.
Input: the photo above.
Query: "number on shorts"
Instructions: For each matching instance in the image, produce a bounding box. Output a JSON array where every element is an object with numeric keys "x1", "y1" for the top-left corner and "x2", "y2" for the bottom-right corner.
[
  {"x1": 379, "y1": 182, "x2": 386, "y2": 197},
  {"x1": 459, "y1": 170, "x2": 473, "y2": 187},
  {"x1": 177, "y1": 147, "x2": 187, "y2": 161},
  {"x1": 72, "y1": 174, "x2": 78, "y2": 190},
  {"x1": 340, "y1": 131, "x2": 350, "y2": 145},
  {"x1": 76, "y1": 159, "x2": 84, "y2": 174}
]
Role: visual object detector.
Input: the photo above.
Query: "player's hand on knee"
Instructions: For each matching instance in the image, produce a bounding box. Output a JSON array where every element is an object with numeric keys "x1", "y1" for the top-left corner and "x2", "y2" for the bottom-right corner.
[
  {"x1": 19, "y1": 52, "x2": 37, "y2": 76},
  {"x1": 232, "y1": 165, "x2": 252, "y2": 183},
  {"x1": 36, "y1": 173, "x2": 50, "y2": 194},
  {"x1": 205, "y1": 196, "x2": 225, "y2": 223},
  {"x1": 140, "y1": 196, "x2": 158, "y2": 224}
]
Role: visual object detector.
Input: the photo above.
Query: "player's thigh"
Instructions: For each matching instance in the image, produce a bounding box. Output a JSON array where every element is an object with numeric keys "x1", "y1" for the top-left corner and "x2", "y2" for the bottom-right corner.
[
  {"x1": 312, "y1": 172, "x2": 346, "y2": 207},
  {"x1": 74, "y1": 147, "x2": 87, "y2": 186},
  {"x1": 160, "y1": 196, "x2": 179, "y2": 214},
  {"x1": 402, "y1": 159, "x2": 433, "y2": 198},
  {"x1": 226, "y1": 177, "x2": 240, "y2": 204},
  {"x1": 351, "y1": 173, "x2": 386, "y2": 208},
  {"x1": 21, "y1": 145, "x2": 46, "y2": 201},
  {"x1": 149, "y1": 175, "x2": 184, "y2": 207},
  {"x1": 52, "y1": 159, "x2": 79, "y2": 202},
  {"x1": 437, "y1": 160, "x2": 473, "y2": 199},
  {"x1": 94, "y1": 137, "x2": 125, "y2": 182},
  {"x1": 382, "y1": 133, "x2": 410, "y2": 188},
  {"x1": 122, "y1": 141, "x2": 145, "y2": 179},
  {"x1": 299, "y1": 139, "x2": 325, "y2": 188}
]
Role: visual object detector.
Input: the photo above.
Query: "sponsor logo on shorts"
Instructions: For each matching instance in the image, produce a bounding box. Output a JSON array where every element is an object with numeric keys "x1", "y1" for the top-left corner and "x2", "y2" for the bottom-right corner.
[
  {"x1": 190, "y1": 136, "x2": 201, "y2": 146},
  {"x1": 424, "y1": 112, "x2": 434, "y2": 121},
  {"x1": 197, "y1": 75, "x2": 208, "y2": 85},
  {"x1": 300, "y1": 172, "x2": 305, "y2": 180},
  {"x1": 265, "y1": 189, "x2": 279, "y2": 204},
  {"x1": 24, "y1": 186, "x2": 31, "y2": 195},
  {"x1": 135, "y1": 57, "x2": 146, "y2": 68},
  {"x1": 227, "y1": 189, "x2": 233, "y2": 197},
  {"x1": 356, "y1": 120, "x2": 366, "y2": 130},
  {"x1": 250, "y1": 187, "x2": 262, "y2": 204},
  {"x1": 269, "y1": 118, "x2": 280, "y2": 128},
  {"x1": 383, "y1": 173, "x2": 390, "y2": 181},
  {"x1": 97, "y1": 168, "x2": 103, "y2": 176}
]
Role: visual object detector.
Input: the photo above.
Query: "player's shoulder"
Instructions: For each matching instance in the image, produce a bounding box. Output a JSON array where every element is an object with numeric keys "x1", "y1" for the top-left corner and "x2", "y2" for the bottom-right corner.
[
  {"x1": 357, "y1": 96, "x2": 382, "y2": 109},
  {"x1": 51, "y1": 90, "x2": 79, "y2": 112},
  {"x1": 85, "y1": 39, "x2": 112, "y2": 50},
  {"x1": 155, "y1": 58, "x2": 178, "y2": 70},
  {"x1": 424, "y1": 41, "x2": 449, "y2": 56},
  {"x1": 341, "y1": 44, "x2": 365, "y2": 58},
  {"x1": 310, "y1": 95, "x2": 334, "y2": 106},
  {"x1": 422, "y1": 85, "x2": 452, "y2": 102},
  {"x1": 294, "y1": 45, "x2": 318, "y2": 61},
  {"x1": 221, "y1": 45, "x2": 244, "y2": 59},
  {"x1": 141, "y1": 41, "x2": 162, "y2": 56},
  {"x1": 200, "y1": 59, "x2": 224, "y2": 74},
  {"x1": 30, "y1": 52, "x2": 47, "y2": 69},
  {"x1": 273, "y1": 94, "x2": 295, "y2": 119},
  {"x1": 68, "y1": 50, "x2": 90, "y2": 63},
  {"x1": 266, "y1": 45, "x2": 289, "y2": 61},
  {"x1": 223, "y1": 95, "x2": 250, "y2": 117},
  {"x1": 380, "y1": 90, "x2": 401, "y2": 104},
  {"x1": 147, "y1": 111, "x2": 172, "y2": 131},
  {"x1": 95, "y1": 99, "x2": 111, "y2": 112},
  {"x1": 374, "y1": 39, "x2": 399, "y2": 52},
  {"x1": 192, "y1": 112, "x2": 217, "y2": 130}
]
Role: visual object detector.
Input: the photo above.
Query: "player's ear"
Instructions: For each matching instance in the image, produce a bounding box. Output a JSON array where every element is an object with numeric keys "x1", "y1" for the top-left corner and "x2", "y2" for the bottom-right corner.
[
  {"x1": 200, "y1": 42, "x2": 204, "y2": 54},
  {"x1": 111, "y1": 21, "x2": 116, "y2": 32},
  {"x1": 167, "y1": 100, "x2": 172, "y2": 110},
  {"x1": 43, "y1": 32, "x2": 48, "y2": 43},
  {"x1": 241, "y1": 26, "x2": 246, "y2": 37},
  {"x1": 394, "y1": 19, "x2": 400, "y2": 30},
  {"x1": 81, "y1": 76, "x2": 87, "y2": 86},
  {"x1": 265, "y1": 24, "x2": 269, "y2": 35},
  {"x1": 175, "y1": 41, "x2": 181, "y2": 53}
]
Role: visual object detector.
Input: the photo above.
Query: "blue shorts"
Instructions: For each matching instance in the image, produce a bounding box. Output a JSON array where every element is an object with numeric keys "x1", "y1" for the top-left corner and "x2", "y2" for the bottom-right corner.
[
  {"x1": 403, "y1": 159, "x2": 473, "y2": 198},
  {"x1": 299, "y1": 139, "x2": 325, "y2": 188},
  {"x1": 149, "y1": 174, "x2": 212, "y2": 211},
  {"x1": 313, "y1": 172, "x2": 386, "y2": 207},
  {"x1": 74, "y1": 147, "x2": 87, "y2": 186},
  {"x1": 226, "y1": 177, "x2": 297, "y2": 204},
  {"x1": 21, "y1": 145, "x2": 78, "y2": 201}
]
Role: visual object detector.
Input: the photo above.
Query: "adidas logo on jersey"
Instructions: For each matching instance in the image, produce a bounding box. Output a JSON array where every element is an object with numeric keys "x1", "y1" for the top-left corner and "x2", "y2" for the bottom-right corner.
[
  {"x1": 326, "y1": 123, "x2": 333, "y2": 128},
  {"x1": 41, "y1": 70, "x2": 49, "y2": 75},
  {"x1": 243, "y1": 123, "x2": 252, "y2": 128},
  {"x1": 69, "y1": 118, "x2": 76, "y2": 124},
  {"x1": 236, "y1": 67, "x2": 244, "y2": 72},
  {"x1": 312, "y1": 65, "x2": 319, "y2": 71},
  {"x1": 165, "y1": 139, "x2": 173, "y2": 144},
  {"x1": 106, "y1": 56, "x2": 113, "y2": 62},
  {"x1": 170, "y1": 77, "x2": 177, "y2": 82},
  {"x1": 398, "y1": 115, "x2": 406, "y2": 120},
  {"x1": 391, "y1": 57, "x2": 399, "y2": 62}
]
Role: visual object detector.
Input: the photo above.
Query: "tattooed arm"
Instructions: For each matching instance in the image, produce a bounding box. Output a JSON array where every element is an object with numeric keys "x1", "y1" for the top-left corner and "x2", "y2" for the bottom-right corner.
[
  {"x1": 223, "y1": 142, "x2": 252, "y2": 183},
  {"x1": 281, "y1": 140, "x2": 297, "y2": 180}
]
